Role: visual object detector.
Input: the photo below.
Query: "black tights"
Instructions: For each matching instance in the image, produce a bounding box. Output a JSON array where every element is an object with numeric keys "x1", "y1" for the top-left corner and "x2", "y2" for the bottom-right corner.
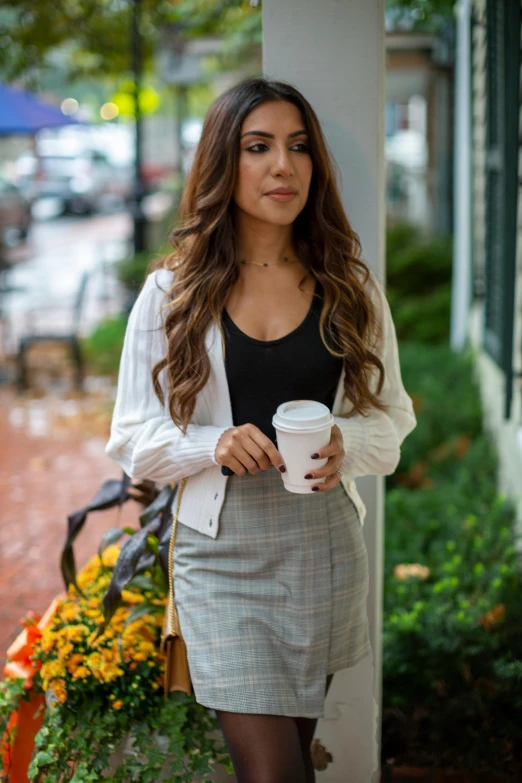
[{"x1": 215, "y1": 673, "x2": 334, "y2": 783}]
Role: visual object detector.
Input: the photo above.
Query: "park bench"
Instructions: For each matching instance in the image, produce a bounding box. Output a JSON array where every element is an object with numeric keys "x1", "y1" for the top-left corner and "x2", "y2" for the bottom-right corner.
[{"x1": 16, "y1": 269, "x2": 90, "y2": 392}]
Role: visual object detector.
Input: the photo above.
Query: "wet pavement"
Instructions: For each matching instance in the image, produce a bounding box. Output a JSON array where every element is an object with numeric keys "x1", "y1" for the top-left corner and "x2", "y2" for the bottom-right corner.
[
  {"x1": 0, "y1": 383, "x2": 142, "y2": 668},
  {"x1": 0, "y1": 206, "x2": 156, "y2": 666},
  {"x1": 0, "y1": 209, "x2": 132, "y2": 360}
]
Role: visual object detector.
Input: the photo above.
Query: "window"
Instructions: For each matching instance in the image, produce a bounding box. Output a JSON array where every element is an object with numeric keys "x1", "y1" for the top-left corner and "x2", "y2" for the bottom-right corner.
[{"x1": 483, "y1": 0, "x2": 520, "y2": 419}]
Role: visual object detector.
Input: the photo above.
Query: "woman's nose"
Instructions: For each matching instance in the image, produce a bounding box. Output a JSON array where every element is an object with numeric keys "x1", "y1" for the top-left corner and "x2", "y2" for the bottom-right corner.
[{"x1": 271, "y1": 148, "x2": 293, "y2": 177}]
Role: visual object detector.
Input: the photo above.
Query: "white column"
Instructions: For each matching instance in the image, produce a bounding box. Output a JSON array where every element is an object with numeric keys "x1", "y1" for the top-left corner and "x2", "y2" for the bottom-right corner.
[
  {"x1": 451, "y1": 0, "x2": 473, "y2": 351},
  {"x1": 262, "y1": 3, "x2": 385, "y2": 781}
]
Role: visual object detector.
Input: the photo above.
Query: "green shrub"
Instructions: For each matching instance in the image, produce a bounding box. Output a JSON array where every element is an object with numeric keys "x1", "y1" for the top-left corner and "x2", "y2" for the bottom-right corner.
[
  {"x1": 115, "y1": 250, "x2": 154, "y2": 295},
  {"x1": 382, "y1": 341, "x2": 522, "y2": 776},
  {"x1": 386, "y1": 223, "x2": 453, "y2": 344},
  {"x1": 82, "y1": 315, "x2": 127, "y2": 378},
  {"x1": 388, "y1": 341, "x2": 483, "y2": 484}
]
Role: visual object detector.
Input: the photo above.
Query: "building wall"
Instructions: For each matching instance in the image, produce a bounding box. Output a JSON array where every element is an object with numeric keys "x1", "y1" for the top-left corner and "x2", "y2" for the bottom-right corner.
[
  {"x1": 263, "y1": 2, "x2": 385, "y2": 781},
  {"x1": 468, "y1": 0, "x2": 522, "y2": 543},
  {"x1": 471, "y1": 0, "x2": 487, "y2": 287}
]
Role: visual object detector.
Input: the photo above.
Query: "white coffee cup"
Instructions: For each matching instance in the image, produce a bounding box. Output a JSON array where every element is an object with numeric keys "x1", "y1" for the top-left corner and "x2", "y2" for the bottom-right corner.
[{"x1": 272, "y1": 400, "x2": 334, "y2": 494}]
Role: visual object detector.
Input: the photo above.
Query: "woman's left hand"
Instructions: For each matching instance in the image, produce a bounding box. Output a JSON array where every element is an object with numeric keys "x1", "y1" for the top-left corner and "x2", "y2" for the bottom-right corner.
[{"x1": 304, "y1": 424, "x2": 345, "y2": 492}]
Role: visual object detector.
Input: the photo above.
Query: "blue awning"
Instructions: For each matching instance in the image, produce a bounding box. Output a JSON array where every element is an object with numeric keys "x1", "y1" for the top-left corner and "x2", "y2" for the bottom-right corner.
[{"x1": 0, "y1": 82, "x2": 85, "y2": 135}]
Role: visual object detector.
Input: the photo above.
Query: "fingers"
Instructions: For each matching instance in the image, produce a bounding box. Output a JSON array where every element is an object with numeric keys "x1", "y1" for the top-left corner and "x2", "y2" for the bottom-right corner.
[
  {"x1": 249, "y1": 425, "x2": 286, "y2": 472},
  {"x1": 311, "y1": 423, "x2": 344, "y2": 461},
  {"x1": 306, "y1": 454, "x2": 343, "y2": 482},
  {"x1": 226, "y1": 450, "x2": 260, "y2": 476},
  {"x1": 311, "y1": 469, "x2": 342, "y2": 492},
  {"x1": 216, "y1": 424, "x2": 286, "y2": 476}
]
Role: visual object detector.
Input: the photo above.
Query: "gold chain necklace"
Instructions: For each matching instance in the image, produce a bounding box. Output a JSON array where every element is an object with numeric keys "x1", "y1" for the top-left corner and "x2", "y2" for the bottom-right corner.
[{"x1": 239, "y1": 255, "x2": 298, "y2": 268}]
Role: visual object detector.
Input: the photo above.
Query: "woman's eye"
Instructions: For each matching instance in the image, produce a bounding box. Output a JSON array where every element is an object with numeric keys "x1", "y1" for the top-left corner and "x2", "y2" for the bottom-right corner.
[
  {"x1": 246, "y1": 143, "x2": 269, "y2": 153},
  {"x1": 245, "y1": 142, "x2": 309, "y2": 153}
]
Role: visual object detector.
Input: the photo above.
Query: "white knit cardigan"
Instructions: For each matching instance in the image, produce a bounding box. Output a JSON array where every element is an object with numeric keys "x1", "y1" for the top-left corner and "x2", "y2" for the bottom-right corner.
[{"x1": 105, "y1": 268, "x2": 417, "y2": 539}]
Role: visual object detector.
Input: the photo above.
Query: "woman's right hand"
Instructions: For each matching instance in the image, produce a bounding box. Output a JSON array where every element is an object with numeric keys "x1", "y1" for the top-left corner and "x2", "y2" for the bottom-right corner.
[{"x1": 215, "y1": 424, "x2": 287, "y2": 476}]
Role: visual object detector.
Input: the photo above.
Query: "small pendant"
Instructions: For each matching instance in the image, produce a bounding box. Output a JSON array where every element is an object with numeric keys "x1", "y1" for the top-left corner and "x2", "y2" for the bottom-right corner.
[
  {"x1": 263, "y1": 263, "x2": 268, "y2": 267},
  {"x1": 240, "y1": 259, "x2": 246, "y2": 264}
]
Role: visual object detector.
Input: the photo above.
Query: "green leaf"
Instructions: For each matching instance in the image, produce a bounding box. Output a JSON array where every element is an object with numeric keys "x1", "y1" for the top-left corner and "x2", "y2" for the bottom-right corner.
[
  {"x1": 60, "y1": 474, "x2": 131, "y2": 592},
  {"x1": 101, "y1": 516, "x2": 161, "y2": 626},
  {"x1": 129, "y1": 574, "x2": 156, "y2": 591},
  {"x1": 98, "y1": 527, "x2": 125, "y2": 558},
  {"x1": 138, "y1": 484, "x2": 176, "y2": 530},
  {"x1": 123, "y1": 601, "x2": 162, "y2": 627}
]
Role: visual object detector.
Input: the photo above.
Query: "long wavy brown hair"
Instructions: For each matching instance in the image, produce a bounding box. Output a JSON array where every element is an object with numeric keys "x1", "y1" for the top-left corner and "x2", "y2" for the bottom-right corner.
[{"x1": 149, "y1": 77, "x2": 388, "y2": 435}]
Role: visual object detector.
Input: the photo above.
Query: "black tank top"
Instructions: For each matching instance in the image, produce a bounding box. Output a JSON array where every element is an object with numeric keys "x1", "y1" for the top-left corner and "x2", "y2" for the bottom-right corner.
[{"x1": 221, "y1": 283, "x2": 344, "y2": 445}]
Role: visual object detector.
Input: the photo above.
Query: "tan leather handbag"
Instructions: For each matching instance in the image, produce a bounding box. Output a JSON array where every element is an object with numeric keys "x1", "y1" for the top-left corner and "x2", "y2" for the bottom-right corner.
[{"x1": 161, "y1": 476, "x2": 192, "y2": 697}]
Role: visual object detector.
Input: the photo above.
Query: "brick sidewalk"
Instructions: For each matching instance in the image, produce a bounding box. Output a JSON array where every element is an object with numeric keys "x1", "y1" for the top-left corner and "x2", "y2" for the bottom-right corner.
[{"x1": 0, "y1": 384, "x2": 141, "y2": 668}]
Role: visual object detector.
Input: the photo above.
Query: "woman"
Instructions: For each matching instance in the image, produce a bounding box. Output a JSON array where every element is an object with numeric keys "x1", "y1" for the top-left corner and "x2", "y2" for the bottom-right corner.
[{"x1": 106, "y1": 77, "x2": 417, "y2": 783}]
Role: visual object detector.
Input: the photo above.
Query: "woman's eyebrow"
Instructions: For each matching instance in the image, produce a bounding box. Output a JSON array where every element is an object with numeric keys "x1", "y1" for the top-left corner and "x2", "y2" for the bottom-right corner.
[{"x1": 240, "y1": 129, "x2": 308, "y2": 140}]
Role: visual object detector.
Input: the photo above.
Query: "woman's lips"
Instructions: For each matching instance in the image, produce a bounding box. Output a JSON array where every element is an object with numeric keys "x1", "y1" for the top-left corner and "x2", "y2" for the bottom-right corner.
[{"x1": 265, "y1": 192, "x2": 296, "y2": 202}]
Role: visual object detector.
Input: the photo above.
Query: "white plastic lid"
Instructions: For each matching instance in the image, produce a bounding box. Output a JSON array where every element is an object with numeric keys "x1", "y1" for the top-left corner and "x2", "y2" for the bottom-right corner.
[{"x1": 272, "y1": 400, "x2": 334, "y2": 434}]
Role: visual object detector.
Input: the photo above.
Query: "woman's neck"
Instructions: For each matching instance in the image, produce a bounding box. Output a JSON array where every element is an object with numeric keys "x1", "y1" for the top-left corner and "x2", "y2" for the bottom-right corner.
[{"x1": 235, "y1": 212, "x2": 296, "y2": 267}]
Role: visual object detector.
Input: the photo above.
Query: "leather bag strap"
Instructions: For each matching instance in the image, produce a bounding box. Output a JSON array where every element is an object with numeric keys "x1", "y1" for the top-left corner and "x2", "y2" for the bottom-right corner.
[{"x1": 167, "y1": 476, "x2": 187, "y2": 637}]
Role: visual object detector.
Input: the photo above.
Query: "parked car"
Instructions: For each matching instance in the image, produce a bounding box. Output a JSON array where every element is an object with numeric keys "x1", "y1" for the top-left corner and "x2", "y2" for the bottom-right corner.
[
  {"x1": 16, "y1": 146, "x2": 133, "y2": 215},
  {"x1": 0, "y1": 175, "x2": 32, "y2": 248}
]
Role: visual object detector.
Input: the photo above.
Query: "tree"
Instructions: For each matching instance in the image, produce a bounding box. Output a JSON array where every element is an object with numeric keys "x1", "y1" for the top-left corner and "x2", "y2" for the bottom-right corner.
[
  {"x1": 0, "y1": 0, "x2": 261, "y2": 86},
  {"x1": 386, "y1": 0, "x2": 455, "y2": 32}
]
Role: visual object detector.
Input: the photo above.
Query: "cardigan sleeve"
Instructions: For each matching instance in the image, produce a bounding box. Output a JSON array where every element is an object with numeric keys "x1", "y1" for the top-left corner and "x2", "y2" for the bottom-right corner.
[
  {"x1": 332, "y1": 270, "x2": 417, "y2": 479},
  {"x1": 105, "y1": 270, "x2": 230, "y2": 484}
]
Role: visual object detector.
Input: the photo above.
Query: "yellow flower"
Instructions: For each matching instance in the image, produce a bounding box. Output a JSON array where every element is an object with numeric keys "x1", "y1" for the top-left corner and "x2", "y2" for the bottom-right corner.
[
  {"x1": 56, "y1": 641, "x2": 74, "y2": 658},
  {"x1": 77, "y1": 569, "x2": 99, "y2": 590},
  {"x1": 60, "y1": 604, "x2": 81, "y2": 622},
  {"x1": 86, "y1": 652, "x2": 104, "y2": 671},
  {"x1": 71, "y1": 665, "x2": 91, "y2": 681},
  {"x1": 112, "y1": 700, "x2": 124, "y2": 710},
  {"x1": 64, "y1": 624, "x2": 89, "y2": 643},
  {"x1": 121, "y1": 590, "x2": 145, "y2": 605},
  {"x1": 40, "y1": 627, "x2": 56, "y2": 653},
  {"x1": 84, "y1": 608, "x2": 103, "y2": 621},
  {"x1": 41, "y1": 660, "x2": 66, "y2": 682},
  {"x1": 50, "y1": 678, "x2": 68, "y2": 704},
  {"x1": 66, "y1": 654, "x2": 85, "y2": 674},
  {"x1": 100, "y1": 545, "x2": 121, "y2": 569}
]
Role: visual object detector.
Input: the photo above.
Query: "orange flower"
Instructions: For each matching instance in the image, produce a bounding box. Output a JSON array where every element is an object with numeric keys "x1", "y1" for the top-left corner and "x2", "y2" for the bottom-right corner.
[
  {"x1": 50, "y1": 678, "x2": 67, "y2": 704},
  {"x1": 394, "y1": 563, "x2": 430, "y2": 581},
  {"x1": 71, "y1": 666, "x2": 91, "y2": 681},
  {"x1": 112, "y1": 700, "x2": 124, "y2": 710},
  {"x1": 478, "y1": 604, "x2": 505, "y2": 630}
]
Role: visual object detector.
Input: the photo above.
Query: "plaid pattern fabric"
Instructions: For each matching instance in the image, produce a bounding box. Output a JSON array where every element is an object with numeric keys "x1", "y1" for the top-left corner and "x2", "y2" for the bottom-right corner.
[{"x1": 173, "y1": 466, "x2": 370, "y2": 718}]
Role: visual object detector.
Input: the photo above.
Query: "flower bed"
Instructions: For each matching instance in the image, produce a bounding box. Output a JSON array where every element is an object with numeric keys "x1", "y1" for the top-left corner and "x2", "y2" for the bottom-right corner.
[
  {"x1": 382, "y1": 342, "x2": 522, "y2": 779},
  {"x1": 1, "y1": 477, "x2": 234, "y2": 782}
]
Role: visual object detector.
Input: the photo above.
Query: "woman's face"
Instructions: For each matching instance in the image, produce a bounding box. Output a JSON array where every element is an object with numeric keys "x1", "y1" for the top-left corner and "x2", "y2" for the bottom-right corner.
[{"x1": 233, "y1": 100, "x2": 313, "y2": 228}]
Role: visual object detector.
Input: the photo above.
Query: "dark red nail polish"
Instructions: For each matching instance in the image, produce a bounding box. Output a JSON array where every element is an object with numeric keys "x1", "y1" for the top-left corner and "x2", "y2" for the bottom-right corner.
[
  {"x1": 304, "y1": 473, "x2": 314, "y2": 480},
  {"x1": 312, "y1": 486, "x2": 320, "y2": 492},
  {"x1": 279, "y1": 464, "x2": 286, "y2": 473},
  {"x1": 311, "y1": 453, "x2": 320, "y2": 459}
]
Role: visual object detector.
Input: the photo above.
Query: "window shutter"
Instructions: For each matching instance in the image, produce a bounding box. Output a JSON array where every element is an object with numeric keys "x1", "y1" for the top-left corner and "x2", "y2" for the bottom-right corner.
[{"x1": 483, "y1": 0, "x2": 520, "y2": 419}]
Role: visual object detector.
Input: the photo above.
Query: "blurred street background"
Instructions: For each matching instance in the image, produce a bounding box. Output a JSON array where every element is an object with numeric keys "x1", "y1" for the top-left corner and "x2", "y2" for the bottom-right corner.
[{"x1": 1, "y1": 0, "x2": 521, "y2": 779}]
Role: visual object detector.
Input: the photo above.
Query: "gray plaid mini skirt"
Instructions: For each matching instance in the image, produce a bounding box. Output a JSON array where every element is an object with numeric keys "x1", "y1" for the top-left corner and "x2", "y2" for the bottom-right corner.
[{"x1": 173, "y1": 465, "x2": 371, "y2": 718}]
